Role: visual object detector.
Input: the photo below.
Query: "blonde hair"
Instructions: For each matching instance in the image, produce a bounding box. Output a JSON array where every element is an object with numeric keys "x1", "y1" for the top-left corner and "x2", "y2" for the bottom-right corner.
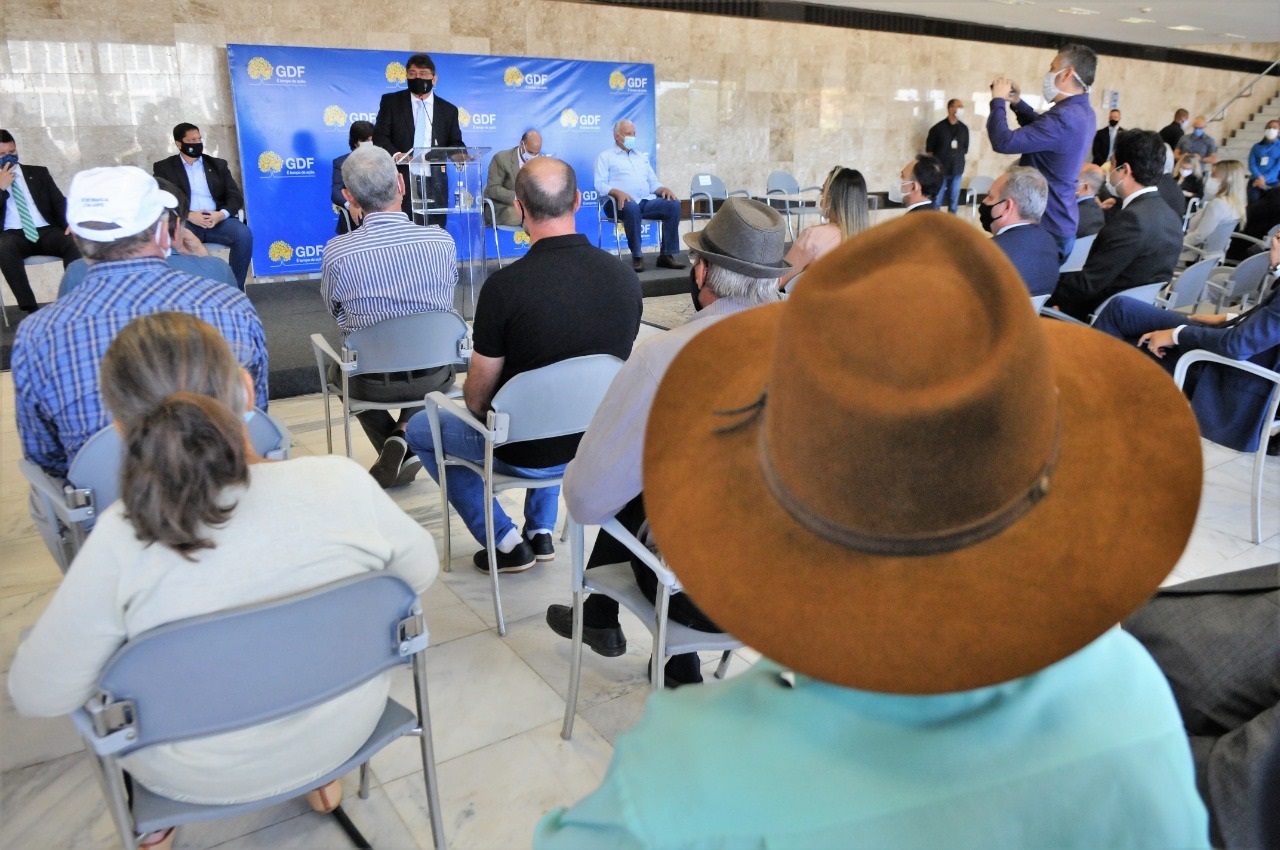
[
  {"x1": 820, "y1": 166, "x2": 870, "y2": 241},
  {"x1": 1211, "y1": 160, "x2": 1248, "y2": 225}
]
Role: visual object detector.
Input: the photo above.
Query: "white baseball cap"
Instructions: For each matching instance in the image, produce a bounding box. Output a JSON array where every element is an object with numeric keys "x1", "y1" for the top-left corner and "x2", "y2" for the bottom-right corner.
[{"x1": 67, "y1": 166, "x2": 178, "y2": 242}]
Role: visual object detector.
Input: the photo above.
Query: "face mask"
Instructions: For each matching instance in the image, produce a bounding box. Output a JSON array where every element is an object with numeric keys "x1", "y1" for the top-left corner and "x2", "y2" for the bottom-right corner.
[
  {"x1": 0, "y1": 153, "x2": 17, "y2": 169},
  {"x1": 1181, "y1": 119, "x2": 1191, "y2": 130},
  {"x1": 954, "y1": 108, "x2": 965, "y2": 120},
  {"x1": 1106, "y1": 167, "x2": 1124, "y2": 195},
  {"x1": 1204, "y1": 177, "x2": 1221, "y2": 197},
  {"x1": 1266, "y1": 128, "x2": 1279, "y2": 141},
  {"x1": 1109, "y1": 119, "x2": 1119, "y2": 128},
  {"x1": 357, "y1": 139, "x2": 374, "y2": 148},
  {"x1": 622, "y1": 135, "x2": 636, "y2": 151},
  {"x1": 180, "y1": 142, "x2": 203, "y2": 159},
  {"x1": 407, "y1": 77, "x2": 433, "y2": 96},
  {"x1": 978, "y1": 199, "x2": 1004, "y2": 233},
  {"x1": 888, "y1": 180, "x2": 911, "y2": 205},
  {"x1": 1042, "y1": 68, "x2": 1066, "y2": 102},
  {"x1": 1179, "y1": 168, "x2": 1193, "y2": 178},
  {"x1": 689, "y1": 266, "x2": 705, "y2": 312},
  {"x1": 1193, "y1": 128, "x2": 1205, "y2": 137},
  {"x1": 519, "y1": 147, "x2": 535, "y2": 163}
]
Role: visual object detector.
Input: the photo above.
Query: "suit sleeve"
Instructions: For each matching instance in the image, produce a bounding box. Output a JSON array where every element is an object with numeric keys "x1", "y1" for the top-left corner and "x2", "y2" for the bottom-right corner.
[
  {"x1": 330, "y1": 157, "x2": 346, "y2": 208},
  {"x1": 1053, "y1": 210, "x2": 1145, "y2": 318},
  {"x1": 214, "y1": 159, "x2": 244, "y2": 218},
  {"x1": 1178, "y1": 296, "x2": 1280, "y2": 361},
  {"x1": 485, "y1": 153, "x2": 515, "y2": 206},
  {"x1": 373, "y1": 93, "x2": 399, "y2": 155}
]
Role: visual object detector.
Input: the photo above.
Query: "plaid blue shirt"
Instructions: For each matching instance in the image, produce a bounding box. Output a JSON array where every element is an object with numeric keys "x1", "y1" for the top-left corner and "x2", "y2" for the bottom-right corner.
[{"x1": 13, "y1": 257, "x2": 269, "y2": 477}]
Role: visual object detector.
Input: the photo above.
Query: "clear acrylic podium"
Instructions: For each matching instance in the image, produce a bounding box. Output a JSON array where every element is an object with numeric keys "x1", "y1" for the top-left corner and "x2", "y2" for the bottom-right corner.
[{"x1": 404, "y1": 146, "x2": 491, "y2": 318}]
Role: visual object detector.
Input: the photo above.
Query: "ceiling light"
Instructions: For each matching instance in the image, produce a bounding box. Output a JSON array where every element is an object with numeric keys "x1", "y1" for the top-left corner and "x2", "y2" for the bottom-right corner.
[
  {"x1": 1057, "y1": 7, "x2": 1100, "y2": 15},
  {"x1": 1166, "y1": 24, "x2": 1204, "y2": 31},
  {"x1": 1118, "y1": 16, "x2": 1155, "y2": 23},
  {"x1": 1217, "y1": 32, "x2": 1247, "y2": 39},
  {"x1": 989, "y1": 0, "x2": 1034, "y2": 5}
]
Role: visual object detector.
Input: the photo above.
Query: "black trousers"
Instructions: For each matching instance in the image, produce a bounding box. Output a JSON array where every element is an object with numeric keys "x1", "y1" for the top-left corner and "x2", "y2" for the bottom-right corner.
[
  {"x1": 0, "y1": 225, "x2": 80, "y2": 308},
  {"x1": 329, "y1": 362, "x2": 455, "y2": 452}
]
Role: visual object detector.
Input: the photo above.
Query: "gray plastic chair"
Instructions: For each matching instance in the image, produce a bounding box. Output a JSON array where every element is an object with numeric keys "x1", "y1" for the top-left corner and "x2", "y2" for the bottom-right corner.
[
  {"x1": 689, "y1": 174, "x2": 749, "y2": 231},
  {"x1": 1182, "y1": 217, "x2": 1240, "y2": 266},
  {"x1": 1173, "y1": 352, "x2": 1280, "y2": 544},
  {"x1": 2, "y1": 254, "x2": 63, "y2": 328},
  {"x1": 1204, "y1": 252, "x2": 1273, "y2": 313},
  {"x1": 1030, "y1": 293, "x2": 1052, "y2": 313},
  {"x1": 964, "y1": 175, "x2": 996, "y2": 213},
  {"x1": 560, "y1": 515, "x2": 740, "y2": 739},
  {"x1": 19, "y1": 408, "x2": 290, "y2": 573},
  {"x1": 1181, "y1": 196, "x2": 1202, "y2": 233},
  {"x1": 1058, "y1": 233, "x2": 1096, "y2": 273},
  {"x1": 765, "y1": 171, "x2": 822, "y2": 241},
  {"x1": 482, "y1": 198, "x2": 523, "y2": 269},
  {"x1": 70, "y1": 572, "x2": 446, "y2": 850},
  {"x1": 311, "y1": 311, "x2": 470, "y2": 457},
  {"x1": 422, "y1": 354, "x2": 623, "y2": 636},
  {"x1": 596, "y1": 196, "x2": 626, "y2": 258},
  {"x1": 1157, "y1": 258, "x2": 1217, "y2": 311},
  {"x1": 1039, "y1": 282, "x2": 1168, "y2": 327}
]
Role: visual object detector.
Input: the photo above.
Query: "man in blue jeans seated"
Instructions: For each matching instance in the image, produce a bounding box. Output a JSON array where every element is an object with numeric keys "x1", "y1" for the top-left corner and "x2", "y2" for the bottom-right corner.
[
  {"x1": 594, "y1": 118, "x2": 685, "y2": 274},
  {"x1": 406, "y1": 156, "x2": 641, "y2": 573},
  {"x1": 536, "y1": 213, "x2": 1210, "y2": 849},
  {"x1": 1092, "y1": 230, "x2": 1280, "y2": 454}
]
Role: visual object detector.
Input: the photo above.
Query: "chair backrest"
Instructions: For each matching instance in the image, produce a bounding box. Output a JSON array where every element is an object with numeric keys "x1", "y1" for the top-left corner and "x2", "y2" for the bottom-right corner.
[
  {"x1": 766, "y1": 171, "x2": 799, "y2": 195},
  {"x1": 343, "y1": 311, "x2": 468, "y2": 378},
  {"x1": 1059, "y1": 233, "x2": 1097, "y2": 273},
  {"x1": 1163, "y1": 258, "x2": 1217, "y2": 309},
  {"x1": 67, "y1": 407, "x2": 290, "y2": 519},
  {"x1": 23, "y1": 255, "x2": 63, "y2": 267},
  {"x1": 690, "y1": 173, "x2": 727, "y2": 201},
  {"x1": 1182, "y1": 197, "x2": 1202, "y2": 231},
  {"x1": 967, "y1": 175, "x2": 995, "y2": 197},
  {"x1": 1030, "y1": 293, "x2": 1052, "y2": 312},
  {"x1": 1199, "y1": 217, "x2": 1241, "y2": 259},
  {"x1": 1089, "y1": 281, "x2": 1167, "y2": 324},
  {"x1": 86, "y1": 573, "x2": 423, "y2": 756},
  {"x1": 489, "y1": 354, "x2": 623, "y2": 445},
  {"x1": 1224, "y1": 251, "x2": 1274, "y2": 299}
]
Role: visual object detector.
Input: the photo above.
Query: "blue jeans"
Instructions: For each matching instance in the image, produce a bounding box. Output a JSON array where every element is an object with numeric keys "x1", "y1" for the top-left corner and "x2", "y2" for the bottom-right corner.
[
  {"x1": 617, "y1": 197, "x2": 681, "y2": 257},
  {"x1": 935, "y1": 174, "x2": 963, "y2": 213},
  {"x1": 405, "y1": 410, "x2": 566, "y2": 546},
  {"x1": 188, "y1": 216, "x2": 253, "y2": 290}
]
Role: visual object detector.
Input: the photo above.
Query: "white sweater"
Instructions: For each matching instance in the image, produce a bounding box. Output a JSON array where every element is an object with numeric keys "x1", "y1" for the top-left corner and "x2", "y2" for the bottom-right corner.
[{"x1": 8, "y1": 455, "x2": 437, "y2": 804}]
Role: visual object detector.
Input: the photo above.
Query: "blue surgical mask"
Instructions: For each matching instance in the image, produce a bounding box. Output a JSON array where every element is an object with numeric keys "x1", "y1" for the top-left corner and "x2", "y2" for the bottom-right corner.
[
  {"x1": 1193, "y1": 128, "x2": 1205, "y2": 137},
  {"x1": 0, "y1": 153, "x2": 18, "y2": 169},
  {"x1": 622, "y1": 135, "x2": 636, "y2": 151}
]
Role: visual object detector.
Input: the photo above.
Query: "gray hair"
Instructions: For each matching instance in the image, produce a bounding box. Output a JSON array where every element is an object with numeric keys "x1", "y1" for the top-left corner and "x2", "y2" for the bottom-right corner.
[
  {"x1": 694, "y1": 253, "x2": 780, "y2": 306},
  {"x1": 1002, "y1": 166, "x2": 1048, "y2": 223},
  {"x1": 342, "y1": 145, "x2": 399, "y2": 212},
  {"x1": 613, "y1": 119, "x2": 634, "y2": 136},
  {"x1": 73, "y1": 214, "x2": 165, "y2": 261}
]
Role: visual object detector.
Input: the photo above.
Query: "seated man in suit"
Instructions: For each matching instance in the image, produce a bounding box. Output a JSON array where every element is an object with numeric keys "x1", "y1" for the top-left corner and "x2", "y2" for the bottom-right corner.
[
  {"x1": 484, "y1": 130, "x2": 541, "y2": 227},
  {"x1": 1226, "y1": 185, "x2": 1280, "y2": 263},
  {"x1": 594, "y1": 119, "x2": 685, "y2": 273},
  {"x1": 58, "y1": 178, "x2": 237, "y2": 297},
  {"x1": 1075, "y1": 163, "x2": 1106, "y2": 238},
  {"x1": 0, "y1": 129, "x2": 80, "y2": 312},
  {"x1": 153, "y1": 123, "x2": 254, "y2": 290},
  {"x1": 1092, "y1": 109, "x2": 1123, "y2": 166},
  {"x1": 978, "y1": 165, "x2": 1059, "y2": 297},
  {"x1": 1124, "y1": 562, "x2": 1280, "y2": 850},
  {"x1": 331, "y1": 120, "x2": 375, "y2": 235},
  {"x1": 892, "y1": 154, "x2": 943, "y2": 214},
  {"x1": 373, "y1": 53, "x2": 464, "y2": 229},
  {"x1": 1049, "y1": 129, "x2": 1183, "y2": 321},
  {"x1": 1092, "y1": 232, "x2": 1280, "y2": 454}
]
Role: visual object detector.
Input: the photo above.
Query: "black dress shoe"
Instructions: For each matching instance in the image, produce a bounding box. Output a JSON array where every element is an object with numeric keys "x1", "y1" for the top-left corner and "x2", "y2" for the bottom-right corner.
[
  {"x1": 647, "y1": 652, "x2": 705, "y2": 688},
  {"x1": 524, "y1": 530, "x2": 554, "y2": 561},
  {"x1": 656, "y1": 253, "x2": 686, "y2": 270},
  {"x1": 472, "y1": 540, "x2": 536, "y2": 573},
  {"x1": 546, "y1": 604, "x2": 627, "y2": 657},
  {"x1": 631, "y1": 257, "x2": 645, "y2": 273}
]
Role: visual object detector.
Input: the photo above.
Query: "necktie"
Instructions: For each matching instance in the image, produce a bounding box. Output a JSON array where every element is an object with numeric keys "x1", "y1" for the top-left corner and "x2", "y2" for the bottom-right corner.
[
  {"x1": 11, "y1": 178, "x2": 39, "y2": 242},
  {"x1": 414, "y1": 99, "x2": 429, "y2": 150}
]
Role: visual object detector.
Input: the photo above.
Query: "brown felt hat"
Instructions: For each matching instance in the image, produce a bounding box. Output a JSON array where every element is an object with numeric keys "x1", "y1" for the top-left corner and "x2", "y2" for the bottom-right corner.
[{"x1": 643, "y1": 214, "x2": 1203, "y2": 694}]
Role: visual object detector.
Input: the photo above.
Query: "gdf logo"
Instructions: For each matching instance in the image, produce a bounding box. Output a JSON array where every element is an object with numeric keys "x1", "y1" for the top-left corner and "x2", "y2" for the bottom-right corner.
[
  {"x1": 385, "y1": 62, "x2": 406, "y2": 84},
  {"x1": 275, "y1": 64, "x2": 305, "y2": 79},
  {"x1": 504, "y1": 67, "x2": 524, "y2": 87},
  {"x1": 293, "y1": 244, "x2": 325, "y2": 261},
  {"x1": 578, "y1": 114, "x2": 602, "y2": 128},
  {"x1": 347, "y1": 111, "x2": 376, "y2": 124},
  {"x1": 285, "y1": 156, "x2": 315, "y2": 170},
  {"x1": 323, "y1": 106, "x2": 348, "y2": 127},
  {"x1": 559, "y1": 109, "x2": 579, "y2": 128},
  {"x1": 513, "y1": 231, "x2": 531, "y2": 246},
  {"x1": 627, "y1": 76, "x2": 647, "y2": 90},
  {"x1": 581, "y1": 190, "x2": 599, "y2": 203},
  {"x1": 524, "y1": 73, "x2": 549, "y2": 86},
  {"x1": 470, "y1": 112, "x2": 497, "y2": 128},
  {"x1": 257, "y1": 152, "x2": 283, "y2": 174},
  {"x1": 247, "y1": 57, "x2": 273, "y2": 81},
  {"x1": 268, "y1": 241, "x2": 294, "y2": 263}
]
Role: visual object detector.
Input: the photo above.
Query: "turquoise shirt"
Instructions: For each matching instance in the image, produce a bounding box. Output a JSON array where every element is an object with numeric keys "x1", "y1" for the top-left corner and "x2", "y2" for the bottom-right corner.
[{"x1": 535, "y1": 628, "x2": 1209, "y2": 850}]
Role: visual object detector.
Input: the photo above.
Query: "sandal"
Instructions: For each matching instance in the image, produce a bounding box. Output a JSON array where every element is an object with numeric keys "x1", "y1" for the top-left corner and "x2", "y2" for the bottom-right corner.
[
  {"x1": 305, "y1": 779, "x2": 343, "y2": 814},
  {"x1": 139, "y1": 827, "x2": 175, "y2": 850}
]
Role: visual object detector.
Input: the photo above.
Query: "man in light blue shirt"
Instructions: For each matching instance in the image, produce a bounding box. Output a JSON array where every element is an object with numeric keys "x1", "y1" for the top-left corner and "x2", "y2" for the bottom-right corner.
[
  {"x1": 593, "y1": 119, "x2": 685, "y2": 274},
  {"x1": 1247, "y1": 119, "x2": 1280, "y2": 204}
]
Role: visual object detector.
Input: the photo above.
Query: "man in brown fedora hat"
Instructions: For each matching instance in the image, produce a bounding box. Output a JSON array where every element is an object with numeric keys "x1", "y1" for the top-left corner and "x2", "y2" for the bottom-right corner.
[
  {"x1": 547, "y1": 196, "x2": 789, "y2": 687},
  {"x1": 536, "y1": 215, "x2": 1210, "y2": 848}
]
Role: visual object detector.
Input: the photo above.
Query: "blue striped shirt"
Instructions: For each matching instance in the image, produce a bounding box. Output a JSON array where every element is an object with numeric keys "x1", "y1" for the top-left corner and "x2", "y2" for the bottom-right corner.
[
  {"x1": 320, "y1": 211, "x2": 458, "y2": 333},
  {"x1": 13, "y1": 257, "x2": 269, "y2": 477}
]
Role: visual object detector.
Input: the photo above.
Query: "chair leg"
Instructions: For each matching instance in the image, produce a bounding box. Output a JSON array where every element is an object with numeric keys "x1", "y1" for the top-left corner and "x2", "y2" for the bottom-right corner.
[
  {"x1": 83, "y1": 750, "x2": 139, "y2": 850},
  {"x1": 493, "y1": 228, "x2": 504, "y2": 270},
  {"x1": 322, "y1": 387, "x2": 334, "y2": 455},
  {"x1": 438, "y1": 461, "x2": 452, "y2": 573},
  {"x1": 342, "y1": 402, "x2": 354, "y2": 459},
  {"x1": 484, "y1": 478, "x2": 506, "y2": 636},
  {"x1": 358, "y1": 762, "x2": 370, "y2": 800},
  {"x1": 651, "y1": 587, "x2": 671, "y2": 691},
  {"x1": 1250, "y1": 445, "x2": 1269, "y2": 544},
  {"x1": 561, "y1": 588, "x2": 586, "y2": 740},
  {"x1": 412, "y1": 653, "x2": 448, "y2": 850},
  {"x1": 714, "y1": 650, "x2": 733, "y2": 680}
]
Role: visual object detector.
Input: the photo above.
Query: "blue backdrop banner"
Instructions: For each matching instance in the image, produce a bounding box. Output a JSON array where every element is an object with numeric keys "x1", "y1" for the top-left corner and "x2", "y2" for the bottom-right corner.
[{"x1": 226, "y1": 45, "x2": 657, "y2": 278}]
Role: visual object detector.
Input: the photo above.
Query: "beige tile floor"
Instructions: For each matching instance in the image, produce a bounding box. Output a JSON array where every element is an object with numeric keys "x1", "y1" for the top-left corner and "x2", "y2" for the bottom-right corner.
[{"x1": 1, "y1": 323, "x2": 1278, "y2": 849}]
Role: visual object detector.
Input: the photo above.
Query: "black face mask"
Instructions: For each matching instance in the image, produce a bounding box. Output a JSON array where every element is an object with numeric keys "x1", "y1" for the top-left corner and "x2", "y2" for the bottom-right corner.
[
  {"x1": 407, "y1": 77, "x2": 433, "y2": 96},
  {"x1": 181, "y1": 142, "x2": 203, "y2": 159},
  {"x1": 689, "y1": 267, "x2": 705, "y2": 312},
  {"x1": 978, "y1": 200, "x2": 1002, "y2": 233},
  {"x1": 1109, "y1": 119, "x2": 1119, "y2": 128}
]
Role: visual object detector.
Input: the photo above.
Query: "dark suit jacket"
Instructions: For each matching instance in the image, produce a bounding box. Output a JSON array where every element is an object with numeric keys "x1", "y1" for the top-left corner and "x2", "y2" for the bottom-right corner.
[
  {"x1": 992, "y1": 223, "x2": 1060, "y2": 296},
  {"x1": 1051, "y1": 191, "x2": 1183, "y2": 320},
  {"x1": 0, "y1": 164, "x2": 69, "y2": 230},
  {"x1": 1160, "y1": 121, "x2": 1185, "y2": 152},
  {"x1": 373, "y1": 90, "x2": 465, "y2": 216},
  {"x1": 1227, "y1": 187, "x2": 1280, "y2": 262},
  {"x1": 152, "y1": 154, "x2": 244, "y2": 218},
  {"x1": 1092, "y1": 125, "x2": 1123, "y2": 166},
  {"x1": 1156, "y1": 173, "x2": 1187, "y2": 218},
  {"x1": 1178, "y1": 281, "x2": 1280, "y2": 453},
  {"x1": 1124, "y1": 563, "x2": 1280, "y2": 850},
  {"x1": 1076, "y1": 196, "x2": 1105, "y2": 238},
  {"x1": 331, "y1": 152, "x2": 352, "y2": 234}
]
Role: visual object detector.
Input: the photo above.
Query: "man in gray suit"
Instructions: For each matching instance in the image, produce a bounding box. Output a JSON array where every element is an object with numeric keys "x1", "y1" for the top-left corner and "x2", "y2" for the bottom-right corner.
[
  {"x1": 1124, "y1": 563, "x2": 1280, "y2": 849},
  {"x1": 484, "y1": 130, "x2": 541, "y2": 226}
]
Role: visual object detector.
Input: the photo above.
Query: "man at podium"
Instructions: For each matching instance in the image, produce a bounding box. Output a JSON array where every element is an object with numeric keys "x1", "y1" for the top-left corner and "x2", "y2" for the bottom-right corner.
[{"x1": 373, "y1": 53, "x2": 464, "y2": 229}]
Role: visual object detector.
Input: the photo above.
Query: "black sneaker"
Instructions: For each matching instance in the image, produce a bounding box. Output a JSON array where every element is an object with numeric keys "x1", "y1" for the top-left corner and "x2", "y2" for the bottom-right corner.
[
  {"x1": 472, "y1": 540, "x2": 536, "y2": 574},
  {"x1": 524, "y1": 530, "x2": 554, "y2": 561},
  {"x1": 647, "y1": 652, "x2": 704, "y2": 689},
  {"x1": 545, "y1": 604, "x2": 627, "y2": 657},
  {"x1": 370, "y1": 436, "x2": 408, "y2": 489},
  {"x1": 391, "y1": 455, "x2": 422, "y2": 488}
]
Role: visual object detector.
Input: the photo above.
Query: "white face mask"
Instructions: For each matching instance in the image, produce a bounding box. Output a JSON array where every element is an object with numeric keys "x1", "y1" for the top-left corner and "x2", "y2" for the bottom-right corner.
[
  {"x1": 1267, "y1": 128, "x2": 1280, "y2": 141},
  {"x1": 1180, "y1": 119, "x2": 1191, "y2": 130},
  {"x1": 1204, "y1": 177, "x2": 1221, "y2": 197},
  {"x1": 1106, "y1": 166, "x2": 1124, "y2": 195},
  {"x1": 1179, "y1": 168, "x2": 1193, "y2": 178},
  {"x1": 357, "y1": 139, "x2": 374, "y2": 148},
  {"x1": 888, "y1": 180, "x2": 911, "y2": 205},
  {"x1": 954, "y1": 108, "x2": 965, "y2": 120},
  {"x1": 1042, "y1": 68, "x2": 1065, "y2": 102}
]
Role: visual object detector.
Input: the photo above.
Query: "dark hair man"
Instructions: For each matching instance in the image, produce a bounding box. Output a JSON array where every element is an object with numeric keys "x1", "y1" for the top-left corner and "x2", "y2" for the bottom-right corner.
[{"x1": 0, "y1": 129, "x2": 81, "y2": 312}]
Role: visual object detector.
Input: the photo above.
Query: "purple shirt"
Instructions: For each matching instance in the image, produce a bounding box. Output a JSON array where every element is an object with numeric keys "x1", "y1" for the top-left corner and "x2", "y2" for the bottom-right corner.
[{"x1": 987, "y1": 93, "x2": 1095, "y2": 243}]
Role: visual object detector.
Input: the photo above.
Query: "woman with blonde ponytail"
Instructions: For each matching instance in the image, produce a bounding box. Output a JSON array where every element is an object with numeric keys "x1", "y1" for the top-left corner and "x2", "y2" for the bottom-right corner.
[{"x1": 8, "y1": 313, "x2": 437, "y2": 849}]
